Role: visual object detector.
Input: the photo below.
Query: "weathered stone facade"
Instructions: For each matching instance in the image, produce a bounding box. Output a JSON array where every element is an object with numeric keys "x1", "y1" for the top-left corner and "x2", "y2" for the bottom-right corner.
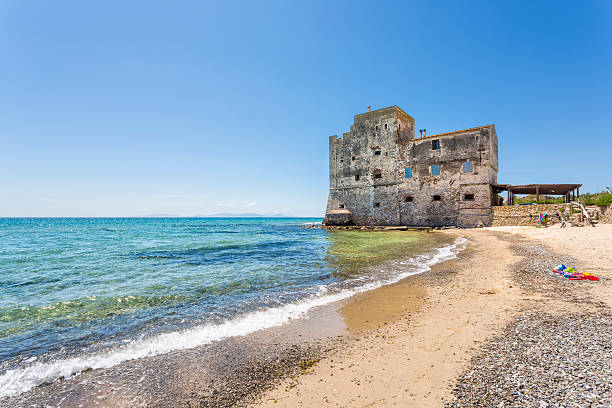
[{"x1": 323, "y1": 106, "x2": 498, "y2": 227}]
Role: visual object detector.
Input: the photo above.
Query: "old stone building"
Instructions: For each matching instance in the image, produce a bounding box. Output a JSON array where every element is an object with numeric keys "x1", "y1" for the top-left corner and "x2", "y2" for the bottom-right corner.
[{"x1": 323, "y1": 106, "x2": 499, "y2": 227}]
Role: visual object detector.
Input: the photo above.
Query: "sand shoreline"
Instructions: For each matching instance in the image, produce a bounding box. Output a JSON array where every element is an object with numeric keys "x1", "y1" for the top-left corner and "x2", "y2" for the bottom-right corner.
[
  {"x1": 2, "y1": 232, "x2": 460, "y2": 407},
  {"x1": 252, "y1": 225, "x2": 611, "y2": 407},
  {"x1": 4, "y1": 226, "x2": 609, "y2": 407}
]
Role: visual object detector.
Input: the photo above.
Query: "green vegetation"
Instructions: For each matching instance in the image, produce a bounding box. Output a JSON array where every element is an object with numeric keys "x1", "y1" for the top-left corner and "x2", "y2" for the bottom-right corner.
[
  {"x1": 580, "y1": 192, "x2": 612, "y2": 207},
  {"x1": 509, "y1": 192, "x2": 612, "y2": 207},
  {"x1": 512, "y1": 194, "x2": 565, "y2": 204}
]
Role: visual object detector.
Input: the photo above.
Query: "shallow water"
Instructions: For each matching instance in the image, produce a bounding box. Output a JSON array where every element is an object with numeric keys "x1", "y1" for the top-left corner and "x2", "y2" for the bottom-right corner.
[{"x1": 0, "y1": 217, "x2": 461, "y2": 398}]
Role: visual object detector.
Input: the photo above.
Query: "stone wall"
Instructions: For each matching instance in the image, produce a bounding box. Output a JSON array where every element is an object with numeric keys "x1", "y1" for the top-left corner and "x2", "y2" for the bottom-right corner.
[
  {"x1": 492, "y1": 204, "x2": 565, "y2": 226},
  {"x1": 493, "y1": 203, "x2": 612, "y2": 227},
  {"x1": 595, "y1": 204, "x2": 612, "y2": 223},
  {"x1": 324, "y1": 105, "x2": 498, "y2": 228}
]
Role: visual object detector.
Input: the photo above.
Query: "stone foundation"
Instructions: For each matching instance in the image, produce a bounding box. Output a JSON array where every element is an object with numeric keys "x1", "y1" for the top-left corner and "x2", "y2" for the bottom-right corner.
[{"x1": 323, "y1": 209, "x2": 354, "y2": 226}]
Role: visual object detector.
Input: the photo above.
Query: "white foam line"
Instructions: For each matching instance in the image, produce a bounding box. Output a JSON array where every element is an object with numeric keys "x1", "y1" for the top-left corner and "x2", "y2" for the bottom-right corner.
[{"x1": 0, "y1": 236, "x2": 467, "y2": 398}]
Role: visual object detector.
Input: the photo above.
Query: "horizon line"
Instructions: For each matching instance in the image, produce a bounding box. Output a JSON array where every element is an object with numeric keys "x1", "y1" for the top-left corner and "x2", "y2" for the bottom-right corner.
[{"x1": 0, "y1": 215, "x2": 324, "y2": 219}]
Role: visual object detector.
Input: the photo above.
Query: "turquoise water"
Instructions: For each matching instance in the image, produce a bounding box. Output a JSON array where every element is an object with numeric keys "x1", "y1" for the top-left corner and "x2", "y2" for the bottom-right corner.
[{"x1": 0, "y1": 217, "x2": 463, "y2": 397}]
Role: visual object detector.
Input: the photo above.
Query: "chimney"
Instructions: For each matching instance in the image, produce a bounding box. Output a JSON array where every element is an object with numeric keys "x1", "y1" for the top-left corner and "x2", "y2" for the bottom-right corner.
[
  {"x1": 423, "y1": 129, "x2": 426, "y2": 137},
  {"x1": 367, "y1": 106, "x2": 371, "y2": 112},
  {"x1": 419, "y1": 129, "x2": 423, "y2": 137}
]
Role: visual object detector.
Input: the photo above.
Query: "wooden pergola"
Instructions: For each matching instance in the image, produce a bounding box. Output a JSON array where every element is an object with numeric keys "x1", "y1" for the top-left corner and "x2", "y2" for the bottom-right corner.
[{"x1": 492, "y1": 184, "x2": 582, "y2": 205}]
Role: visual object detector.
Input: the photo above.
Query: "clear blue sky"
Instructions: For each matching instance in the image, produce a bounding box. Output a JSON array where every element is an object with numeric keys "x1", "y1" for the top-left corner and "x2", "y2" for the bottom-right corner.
[{"x1": 1, "y1": 1, "x2": 610, "y2": 217}]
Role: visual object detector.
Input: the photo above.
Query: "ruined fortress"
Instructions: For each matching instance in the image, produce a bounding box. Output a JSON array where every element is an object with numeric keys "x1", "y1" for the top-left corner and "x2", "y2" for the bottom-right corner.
[{"x1": 323, "y1": 106, "x2": 499, "y2": 227}]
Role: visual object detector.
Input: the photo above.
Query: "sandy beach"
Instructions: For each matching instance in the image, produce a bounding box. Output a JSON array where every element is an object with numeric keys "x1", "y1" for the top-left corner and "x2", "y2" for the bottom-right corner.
[
  {"x1": 3, "y1": 2, "x2": 609, "y2": 407},
  {"x1": 3, "y1": 224, "x2": 609, "y2": 407},
  {"x1": 252, "y1": 224, "x2": 611, "y2": 407}
]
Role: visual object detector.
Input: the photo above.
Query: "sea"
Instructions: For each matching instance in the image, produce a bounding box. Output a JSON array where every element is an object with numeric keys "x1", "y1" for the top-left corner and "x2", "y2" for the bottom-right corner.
[{"x1": 0, "y1": 217, "x2": 466, "y2": 399}]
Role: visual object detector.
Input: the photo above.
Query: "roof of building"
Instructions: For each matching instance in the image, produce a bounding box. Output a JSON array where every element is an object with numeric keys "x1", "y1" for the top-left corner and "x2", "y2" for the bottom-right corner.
[
  {"x1": 417, "y1": 124, "x2": 494, "y2": 141},
  {"x1": 354, "y1": 105, "x2": 414, "y2": 121},
  {"x1": 493, "y1": 184, "x2": 582, "y2": 195}
]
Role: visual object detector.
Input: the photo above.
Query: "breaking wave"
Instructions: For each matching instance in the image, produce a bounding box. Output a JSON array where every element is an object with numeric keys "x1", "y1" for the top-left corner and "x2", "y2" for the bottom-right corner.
[{"x1": 0, "y1": 236, "x2": 467, "y2": 399}]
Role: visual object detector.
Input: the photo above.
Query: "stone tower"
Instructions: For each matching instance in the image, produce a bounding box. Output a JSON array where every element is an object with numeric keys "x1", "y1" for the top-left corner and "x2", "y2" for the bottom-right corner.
[{"x1": 323, "y1": 106, "x2": 498, "y2": 227}]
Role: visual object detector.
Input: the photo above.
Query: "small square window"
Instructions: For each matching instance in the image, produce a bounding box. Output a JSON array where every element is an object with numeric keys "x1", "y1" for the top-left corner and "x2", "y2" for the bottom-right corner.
[
  {"x1": 340, "y1": 159, "x2": 343, "y2": 163},
  {"x1": 355, "y1": 174, "x2": 360, "y2": 181},
  {"x1": 384, "y1": 124, "x2": 388, "y2": 130},
  {"x1": 352, "y1": 156, "x2": 355, "y2": 161},
  {"x1": 375, "y1": 125, "x2": 379, "y2": 131},
  {"x1": 338, "y1": 204, "x2": 345, "y2": 209},
  {"x1": 405, "y1": 196, "x2": 413, "y2": 202},
  {"x1": 374, "y1": 202, "x2": 380, "y2": 207},
  {"x1": 374, "y1": 150, "x2": 381, "y2": 156},
  {"x1": 432, "y1": 139, "x2": 440, "y2": 150},
  {"x1": 433, "y1": 195, "x2": 441, "y2": 201},
  {"x1": 465, "y1": 194, "x2": 474, "y2": 200},
  {"x1": 374, "y1": 173, "x2": 382, "y2": 179},
  {"x1": 404, "y1": 167, "x2": 412, "y2": 178},
  {"x1": 431, "y1": 164, "x2": 441, "y2": 176},
  {"x1": 463, "y1": 161, "x2": 473, "y2": 173}
]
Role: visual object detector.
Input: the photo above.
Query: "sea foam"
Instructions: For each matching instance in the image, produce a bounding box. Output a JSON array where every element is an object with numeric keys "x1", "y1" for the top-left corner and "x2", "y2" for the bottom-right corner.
[{"x1": 0, "y1": 236, "x2": 467, "y2": 398}]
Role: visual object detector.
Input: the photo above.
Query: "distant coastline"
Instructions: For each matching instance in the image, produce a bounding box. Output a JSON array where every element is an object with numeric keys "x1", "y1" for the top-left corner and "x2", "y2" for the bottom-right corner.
[
  {"x1": 141, "y1": 213, "x2": 290, "y2": 218},
  {"x1": 1, "y1": 215, "x2": 322, "y2": 219}
]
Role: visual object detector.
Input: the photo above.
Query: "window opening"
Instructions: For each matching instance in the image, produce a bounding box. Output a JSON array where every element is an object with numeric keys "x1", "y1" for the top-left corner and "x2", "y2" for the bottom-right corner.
[
  {"x1": 374, "y1": 202, "x2": 380, "y2": 207},
  {"x1": 355, "y1": 174, "x2": 360, "y2": 181},
  {"x1": 374, "y1": 150, "x2": 381, "y2": 156},
  {"x1": 431, "y1": 164, "x2": 441, "y2": 176},
  {"x1": 433, "y1": 195, "x2": 441, "y2": 201},
  {"x1": 338, "y1": 204, "x2": 345, "y2": 209},
  {"x1": 463, "y1": 161, "x2": 473, "y2": 173},
  {"x1": 405, "y1": 167, "x2": 412, "y2": 178},
  {"x1": 432, "y1": 139, "x2": 440, "y2": 150},
  {"x1": 405, "y1": 196, "x2": 413, "y2": 202},
  {"x1": 465, "y1": 194, "x2": 474, "y2": 200}
]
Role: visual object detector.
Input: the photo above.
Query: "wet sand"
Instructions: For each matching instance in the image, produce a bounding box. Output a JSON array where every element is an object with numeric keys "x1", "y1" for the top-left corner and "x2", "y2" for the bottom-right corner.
[
  {"x1": 2, "y1": 305, "x2": 346, "y2": 408},
  {"x1": 2, "y1": 233, "x2": 458, "y2": 408},
  {"x1": 253, "y1": 225, "x2": 611, "y2": 407},
  {"x1": 5, "y1": 225, "x2": 610, "y2": 407},
  {"x1": 253, "y1": 229, "x2": 522, "y2": 407},
  {"x1": 339, "y1": 279, "x2": 426, "y2": 333}
]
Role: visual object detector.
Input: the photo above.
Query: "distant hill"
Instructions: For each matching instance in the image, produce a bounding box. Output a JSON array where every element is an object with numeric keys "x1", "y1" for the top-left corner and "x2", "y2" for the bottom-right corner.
[
  {"x1": 137, "y1": 213, "x2": 297, "y2": 218},
  {"x1": 195, "y1": 213, "x2": 287, "y2": 218}
]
